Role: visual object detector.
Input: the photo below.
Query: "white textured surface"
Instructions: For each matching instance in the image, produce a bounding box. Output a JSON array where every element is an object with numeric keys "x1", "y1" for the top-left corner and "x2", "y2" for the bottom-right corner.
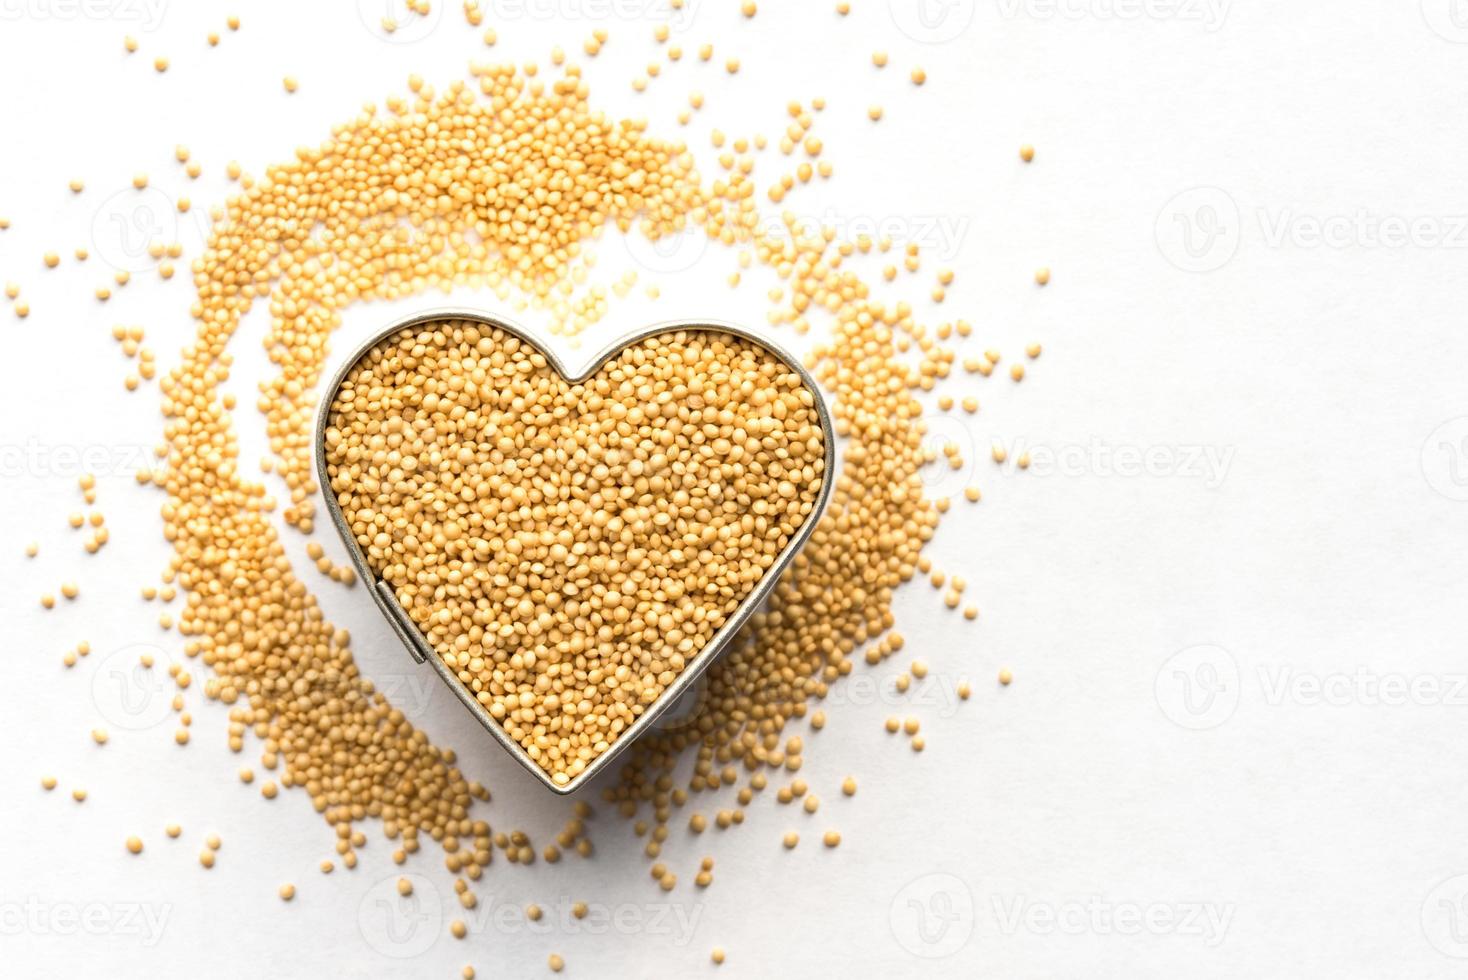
[{"x1": 2, "y1": 1, "x2": 1468, "y2": 977}]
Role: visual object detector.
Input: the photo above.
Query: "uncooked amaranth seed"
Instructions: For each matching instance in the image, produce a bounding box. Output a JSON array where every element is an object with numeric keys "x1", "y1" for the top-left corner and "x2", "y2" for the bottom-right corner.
[
  {"x1": 149, "y1": 56, "x2": 969, "y2": 909},
  {"x1": 324, "y1": 323, "x2": 825, "y2": 784}
]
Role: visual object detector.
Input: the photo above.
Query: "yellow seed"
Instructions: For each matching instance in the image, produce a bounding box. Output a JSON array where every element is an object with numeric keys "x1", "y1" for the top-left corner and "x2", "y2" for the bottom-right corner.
[
  {"x1": 842, "y1": 777, "x2": 856, "y2": 796},
  {"x1": 397, "y1": 877, "x2": 412, "y2": 897},
  {"x1": 44, "y1": 252, "x2": 59, "y2": 268},
  {"x1": 85, "y1": 52, "x2": 992, "y2": 918},
  {"x1": 72, "y1": 788, "x2": 86, "y2": 802},
  {"x1": 283, "y1": 76, "x2": 298, "y2": 93},
  {"x1": 41, "y1": 776, "x2": 56, "y2": 790},
  {"x1": 911, "y1": 67, "x2": 926, "y2": 85},
  {"x1": 126, "y1": 836, "x2": 143, "y2": 855},
  {"x1": 548, "y1": 954, "x2": 564, "y2": 973},
  {"x1": 712, "y1": 948, "x2": 726, "y2": 965},
  {"x1": 872, "y1": 51, "x2": 888, "y2": 68},
  {"x1": 1020, "y1": 144, "x2": 1035, "y2": 163},
  {"x1": 326, "y1": 325, "x2": 825, "y2": 784},
  {"x1": 92, "y1": 728, "x2": 108, "y2": 745},
  {"x1": 166, "y1": 824, "x2": 181, "y2": 838},
  {"x1": 124, "y1": 36, "x2": 138, "y2": 52},
  {"x1": 199, "y1": 849, "x2": 215, "y2": 869},
  {"x1": 1035, "y1": 267, "x2": 1051, "y2": 286},
  {"x1": 1026, "y1": 343, "x2": 1042, "y2": 358},
  {"x1": 226, "y1": 15, "x2": 239, "y2": 29},
  {"x1": 279, "y1": 884, "x2": 295, "y2": 901},
  {"x1": 999, "y1": 668, "x2": 1013, "y2": 686},
  {"x1": 741, "y1": 0, "x2": 756, "y2": 14},
  {"x1": 823, "y1": 831, "x2": 841, "y2": 848},
  {"x1": 133, "y1": 173, "x2": 148, "y2": 189},
  {"x1": 868, "y1": 105, "x2": 883, "y2": 121},
  {"x1": 153, "y1": 57, "x2": 168, "y2": 72},
  {"x1": 911, "y1": 736, "x2": 925, "y2": 752},
  {"x1": 451, "y1": 920, "x2": 467, "y2": 939}
]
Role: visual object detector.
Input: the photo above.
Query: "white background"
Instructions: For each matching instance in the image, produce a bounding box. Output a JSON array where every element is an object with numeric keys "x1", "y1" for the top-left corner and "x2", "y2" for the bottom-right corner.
[{"x1": 2, "y1": 1, "x2": 1468, "y2": 977}]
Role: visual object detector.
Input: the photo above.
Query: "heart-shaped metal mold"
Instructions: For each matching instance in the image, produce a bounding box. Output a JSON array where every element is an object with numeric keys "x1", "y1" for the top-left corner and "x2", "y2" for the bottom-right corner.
[{"x1": 314, "y1": 308, "x2": 836, "y2": 794}]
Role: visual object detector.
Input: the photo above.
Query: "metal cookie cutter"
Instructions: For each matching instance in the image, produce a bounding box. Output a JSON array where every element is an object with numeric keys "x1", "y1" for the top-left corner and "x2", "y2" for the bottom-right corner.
[{"x1": 314, "y1": 308, "x2": 837, "y2": 794}]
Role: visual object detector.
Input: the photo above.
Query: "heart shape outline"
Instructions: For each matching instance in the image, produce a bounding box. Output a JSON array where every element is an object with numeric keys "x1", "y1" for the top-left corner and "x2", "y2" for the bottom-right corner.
[{"x1": 313, "y1": 308, "x2": 837, "y2": 794}]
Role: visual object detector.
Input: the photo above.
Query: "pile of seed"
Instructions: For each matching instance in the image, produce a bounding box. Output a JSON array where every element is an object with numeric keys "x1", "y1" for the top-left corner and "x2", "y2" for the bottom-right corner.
[
  {"x1": 322, "y1": 322, "x2": 826, "y2": 784},
  {"x1": 129, "y1": 37, "x2": 1020, "y2": 928}
]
